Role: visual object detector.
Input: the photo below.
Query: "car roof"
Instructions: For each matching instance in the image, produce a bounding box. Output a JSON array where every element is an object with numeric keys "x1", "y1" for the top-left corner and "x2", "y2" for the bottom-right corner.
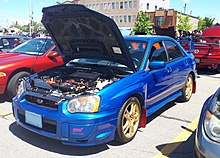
[
  {"x1": 124, "y1": 35, "x2": 175, "y2": 42},
  {"x1": 0, "y1": 35, "x2": 26, "y2": 39}
]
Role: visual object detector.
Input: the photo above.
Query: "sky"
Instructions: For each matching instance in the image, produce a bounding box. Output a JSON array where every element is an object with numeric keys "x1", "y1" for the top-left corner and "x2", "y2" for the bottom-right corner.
[{"x1": 0, "y1": 0, "x2": 219, "y2": 27}]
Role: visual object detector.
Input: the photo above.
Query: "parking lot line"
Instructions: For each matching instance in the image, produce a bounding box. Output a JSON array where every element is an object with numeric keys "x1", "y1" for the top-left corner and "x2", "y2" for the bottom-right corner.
[
  {"x1": 152, "y1": 116, "x2": 199, "y2": 158},
  {"x1": 0, "y1": 111, "x2": 12, "y2": 117}
]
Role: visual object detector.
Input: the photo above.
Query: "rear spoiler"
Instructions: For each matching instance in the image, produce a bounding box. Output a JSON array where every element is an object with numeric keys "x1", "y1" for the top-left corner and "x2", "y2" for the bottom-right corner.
[{"x1": 177, "y1": 40, "x2": 194, "y2": 53}]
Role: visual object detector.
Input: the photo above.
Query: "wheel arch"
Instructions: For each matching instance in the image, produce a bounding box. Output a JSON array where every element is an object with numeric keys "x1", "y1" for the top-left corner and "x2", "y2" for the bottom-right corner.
[
  {"x1": 127, "y1": 92, "x2": 145, "y2": 108},
  {"x1": 6, "y1": 68, "x2": 35, "y2": 87}
]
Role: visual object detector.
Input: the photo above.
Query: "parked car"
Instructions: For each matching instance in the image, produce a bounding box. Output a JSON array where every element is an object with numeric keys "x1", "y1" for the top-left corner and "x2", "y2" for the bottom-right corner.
[
  {"x1": 0, "y1": 35, "x2": 29, "y2": 52},
  {"x1": 181, "y1": 26, "x2": 220, "y2": 72},
  {"x1": 0, "y1": 37, "x2": 64, "y2": 98},
  {"x1": 12, "y1": 4, "x2": 197, "y2": 146},
  {"x1": 195, "y1": 87, "x2": 220, "y2": 158}
]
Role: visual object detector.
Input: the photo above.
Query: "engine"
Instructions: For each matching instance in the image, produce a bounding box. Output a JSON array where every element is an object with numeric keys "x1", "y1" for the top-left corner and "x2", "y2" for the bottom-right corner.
[{"x1": 30, "y1": 69, "x2": 118, "y2": 98}]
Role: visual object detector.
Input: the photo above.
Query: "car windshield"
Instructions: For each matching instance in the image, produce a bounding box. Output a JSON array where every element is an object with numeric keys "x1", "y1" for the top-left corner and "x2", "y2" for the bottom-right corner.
[
  {"x1": 68, "y1": 40, "x2": 148, "y2": 71},
  {"x1": 9, "y1": 38, "x2": 54, "y2": 55},
  {"x1": 68, "y1": 58, "x2": 128, "y2": 69}
]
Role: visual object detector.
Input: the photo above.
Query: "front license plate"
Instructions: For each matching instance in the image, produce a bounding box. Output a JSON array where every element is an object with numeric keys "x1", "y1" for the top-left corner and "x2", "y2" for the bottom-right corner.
[
  {"x1": 195, "y1": 58, "x2": 200, "y2": 63},
  {"x1": 25, "y1": 111, "x2": 42, "y2": 128}
]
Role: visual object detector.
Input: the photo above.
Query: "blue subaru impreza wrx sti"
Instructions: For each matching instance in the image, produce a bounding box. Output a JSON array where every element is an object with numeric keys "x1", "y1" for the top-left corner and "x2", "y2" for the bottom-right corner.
[{"x1": 12, "y1": 4, "x2": 197, "y2": 146}]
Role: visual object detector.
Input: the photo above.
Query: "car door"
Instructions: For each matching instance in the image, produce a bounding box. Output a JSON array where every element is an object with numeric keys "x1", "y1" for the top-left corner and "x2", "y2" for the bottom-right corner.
[
  {"x1": 146, "y1": 41, "x2": 173, "y2": 107},
  {"x1": 163, "y1": 40, "x2": 189, "y2": 92}
]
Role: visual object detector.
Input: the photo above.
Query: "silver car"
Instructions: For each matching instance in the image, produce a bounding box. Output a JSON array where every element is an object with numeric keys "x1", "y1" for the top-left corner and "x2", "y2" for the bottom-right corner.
[{"x1": 195, "y1": 87, "x2": 220, "y2": 158}]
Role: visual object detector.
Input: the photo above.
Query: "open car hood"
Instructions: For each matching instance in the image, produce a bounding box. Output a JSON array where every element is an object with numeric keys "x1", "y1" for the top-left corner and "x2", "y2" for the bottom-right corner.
[{"x1": 42, "y1": 4, "x2": 136, "y2": 72}]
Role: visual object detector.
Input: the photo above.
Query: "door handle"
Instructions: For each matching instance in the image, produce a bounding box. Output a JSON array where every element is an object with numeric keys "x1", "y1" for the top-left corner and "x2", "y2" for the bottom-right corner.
[{"x1": 167, "y1": 67, "x2": 172, "y2": 73}]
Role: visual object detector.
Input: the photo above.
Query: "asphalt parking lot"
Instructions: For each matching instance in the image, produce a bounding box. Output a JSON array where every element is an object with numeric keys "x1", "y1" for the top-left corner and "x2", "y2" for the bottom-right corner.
[{"x1": 0, "y1": 69, "x2": 219, "y2": 158}]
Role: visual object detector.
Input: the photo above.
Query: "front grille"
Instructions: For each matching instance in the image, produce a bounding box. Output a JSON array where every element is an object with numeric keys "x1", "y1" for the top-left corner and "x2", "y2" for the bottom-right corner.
[
  {"x1": 24, "y1": 94, "x2": 58, "y2": 110},
  {"x1": 18, "y1": 109, "x2": 57, "y2": 134}
]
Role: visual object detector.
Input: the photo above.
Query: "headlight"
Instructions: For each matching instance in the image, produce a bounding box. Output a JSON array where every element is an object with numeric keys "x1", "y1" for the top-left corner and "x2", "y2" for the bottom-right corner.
[
  {"x1": 67, "y1": 95, "x2": 100, "y2": 113},
  {"x1": 204, "y1": 98, "x2": 220, "y2": 142},
  {"x1": 17, "y1": 80, "x2": 26, "y2": 98}
]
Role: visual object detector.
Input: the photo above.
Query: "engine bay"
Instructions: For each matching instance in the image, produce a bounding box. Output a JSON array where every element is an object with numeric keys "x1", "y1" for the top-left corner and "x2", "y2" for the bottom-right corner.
[{"x1": 28, "y1": 66, "x2": 120, "y2": 98}]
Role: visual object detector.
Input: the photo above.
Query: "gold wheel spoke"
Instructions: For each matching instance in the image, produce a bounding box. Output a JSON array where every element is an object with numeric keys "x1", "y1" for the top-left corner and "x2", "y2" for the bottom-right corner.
[
  {"x1": 123, "y1": 121, "x2": 130, "y2": 134},
  {"x1": 124, "y1": 109, "x2": 130, "y2": 120},
  {"x1": 134, "y1": 112, "x2": 139, "y2": 122},
  {"x1": 129, "y1": 124, "x2": 134, "y2": 136},
  {"x1": 185, "y1": 77, "x2": 193, "y2": 98},
  {"x1": 129, "y1": 103, "x2": 135, "y2": 115},
  {"x1": 132, "y1": 103, "x2": 137, "y2": 113}
]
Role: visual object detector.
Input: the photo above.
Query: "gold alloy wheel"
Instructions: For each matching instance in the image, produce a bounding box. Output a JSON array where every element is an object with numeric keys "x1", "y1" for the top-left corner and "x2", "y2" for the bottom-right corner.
[
  {"x1": 122, "y1": 101, "x2": 140, "y2": 139},
  {"x1": 185, "y1": 76, "x2": 193, "y2": 100}
]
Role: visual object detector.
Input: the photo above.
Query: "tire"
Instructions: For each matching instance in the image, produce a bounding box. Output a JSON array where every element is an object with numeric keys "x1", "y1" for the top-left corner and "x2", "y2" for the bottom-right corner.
[
  {"x1": 6, "y1": 71, "x2": 30, "y2": 99},
  {"x1": 216, "y1": 63, "x2": 220, "y2": 73},
  {"x1": 114, "y1": 97, "x2": 141, "y2": 143},
  {"x1": 178, "y1": 74, "x2": 193, "y2": 102}
]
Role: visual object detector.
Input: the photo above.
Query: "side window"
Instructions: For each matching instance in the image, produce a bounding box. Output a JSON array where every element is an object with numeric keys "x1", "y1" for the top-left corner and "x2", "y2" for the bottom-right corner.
[
  {"x1": 44, "y1": 40, "x2": 54, "y2": 51},
  {"x1": 149, "y1": 42, "x2": 167, "y2": 62},
  {"x1": 164, "y1": 41, "x2": 184, "y2": 62},
  {"x1": 2, "y1": 39, "x2": 10, "y2": 49}
]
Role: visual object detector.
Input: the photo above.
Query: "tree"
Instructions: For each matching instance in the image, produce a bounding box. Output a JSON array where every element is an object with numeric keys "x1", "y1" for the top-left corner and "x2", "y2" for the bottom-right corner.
[
  {"x1": 9, "y1": 23, "x2": 29, "y2": 32},
  {"x1": 11, "y1": 22, "x2": 47, "y2": 34},
  {"x1": 203, "y1": 17, "x2": 215, "y2": 29},
  {"x1": 133, "y1": 11, "x2": 153, "y2": 34},
  {"x1": 177, "y1": 14, "x2": 192, "y2": 31},
  {"x1": 197, "y1": 16, "x2": 205, "y2": 31}
]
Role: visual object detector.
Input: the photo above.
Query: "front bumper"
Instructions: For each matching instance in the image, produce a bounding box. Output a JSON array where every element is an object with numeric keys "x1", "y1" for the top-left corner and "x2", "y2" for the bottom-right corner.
[
  {"x1": 195, "y1": 122, "x2": 220, "y2": 158},
  {"x1": 12, "y1": 97, "x2": 119, "y2": 146},
  {"x1": 0, "y1": 76, "x2": 7, "y2": 94}
]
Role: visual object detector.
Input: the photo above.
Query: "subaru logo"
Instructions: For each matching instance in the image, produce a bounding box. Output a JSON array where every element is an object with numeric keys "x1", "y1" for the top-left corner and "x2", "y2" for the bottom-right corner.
[
  {"x1": 194, "y1": 49, "x2": 199, "y2": 54},
  {"x1": 36, "y1": 98, "x2": 43, "y2": 104}
]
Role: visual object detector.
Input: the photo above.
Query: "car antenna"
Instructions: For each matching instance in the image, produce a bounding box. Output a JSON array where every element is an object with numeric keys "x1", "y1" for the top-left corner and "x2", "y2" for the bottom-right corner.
[{"x1": 30, "y1": 37, "x2": 48, "y2": 75}]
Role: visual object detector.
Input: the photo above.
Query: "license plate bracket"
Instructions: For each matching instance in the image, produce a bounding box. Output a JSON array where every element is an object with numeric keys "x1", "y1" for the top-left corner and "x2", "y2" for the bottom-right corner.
[
  {"x1": 195, "y1": 58, "x2": 200, "y2": 63},
  {"x1": 25, "y1": 111, "x2": 42, "y2": 128}
]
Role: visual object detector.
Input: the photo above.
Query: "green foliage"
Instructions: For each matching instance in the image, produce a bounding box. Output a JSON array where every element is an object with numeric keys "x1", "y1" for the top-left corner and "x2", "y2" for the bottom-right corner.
[
  {"x1": 133, "y1": 11, "x2": 153, "y2": 34},
  {"x1": 197, "y1": 16, "x2": 215, "y2": 31},
  {"x1": 10, "y1": 22, "x2": 47, "y2": 33},
  {"x1": 177, "y1": 14, "x2": 192, "y2": 31},
  {"x1": 203, "y1": 17, "x2": 215, "y2": 29},
  {"x1": 197, "y1": 16, "x2": 205, "y2": 31}
]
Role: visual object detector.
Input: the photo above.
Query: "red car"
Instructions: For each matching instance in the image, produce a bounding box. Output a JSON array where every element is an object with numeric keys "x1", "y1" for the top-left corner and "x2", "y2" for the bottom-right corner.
[
  {"x1": 0, "y1": 38, "x2": 64, "y2": 98},
  {"x1": 182, "y1": 26, "x2": 220, "y2": 71}
]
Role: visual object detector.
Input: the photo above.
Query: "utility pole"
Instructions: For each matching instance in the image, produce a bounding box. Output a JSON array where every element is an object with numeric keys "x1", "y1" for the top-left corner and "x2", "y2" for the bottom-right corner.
[
  {"x1": 184, "y1": 3, "x2": 186, "y2": 14},
  {"x1": 29, "y1": 0, "x2": 33, "y2": 37}
]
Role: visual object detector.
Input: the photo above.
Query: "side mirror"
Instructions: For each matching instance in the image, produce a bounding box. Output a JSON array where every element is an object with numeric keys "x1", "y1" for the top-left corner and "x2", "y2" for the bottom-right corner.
[
  {"x1": 149, "y1": 61, "x2": 166, "y2": 70},
  {"x1": 47, "y1": 51, "x2": 59, "y2": 58}
]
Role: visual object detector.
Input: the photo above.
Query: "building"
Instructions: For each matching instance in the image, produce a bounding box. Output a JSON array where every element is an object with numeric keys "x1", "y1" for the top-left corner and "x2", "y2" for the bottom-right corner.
[
  {"x1": 59, "y1": 1, "x2": 198, "y2": 37},
  {"x1": 148, "y1": 9, "x2": 199, "y2": 35},
  {"x1": 79, "y1": 0, "x2": 170, "y2": 29},
  {"x1": 57, "y1": 0, "x2": 80, "y2": 4}
]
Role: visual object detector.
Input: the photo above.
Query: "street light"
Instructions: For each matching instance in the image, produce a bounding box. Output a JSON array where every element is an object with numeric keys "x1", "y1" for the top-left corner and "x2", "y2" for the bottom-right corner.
[{"x1": 29, "y1": 0, "x2": 33, "y2": 37}]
